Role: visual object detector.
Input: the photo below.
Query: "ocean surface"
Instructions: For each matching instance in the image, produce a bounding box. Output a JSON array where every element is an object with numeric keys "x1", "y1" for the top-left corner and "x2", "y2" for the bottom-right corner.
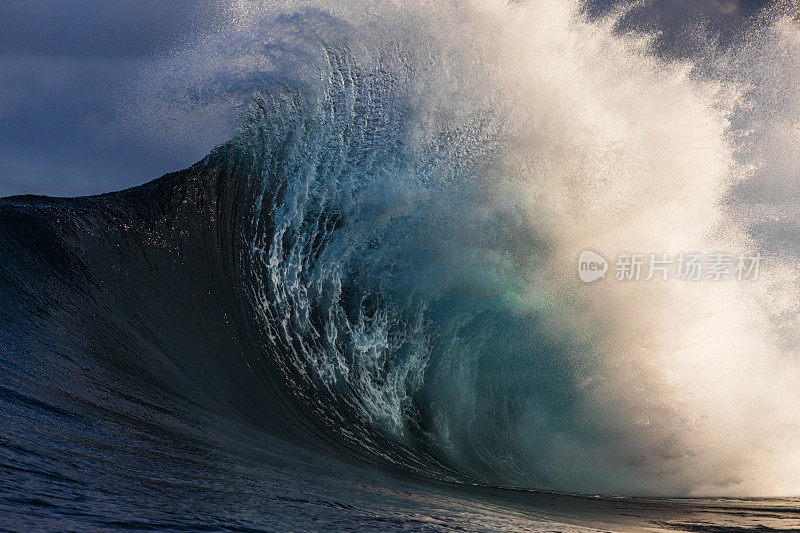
[
  {"x1": 3, "y1": 1, "x2": 800, "y2": 530},
  {"x1": 0, "y1": 145, "x2": 798, "y2": 532}
]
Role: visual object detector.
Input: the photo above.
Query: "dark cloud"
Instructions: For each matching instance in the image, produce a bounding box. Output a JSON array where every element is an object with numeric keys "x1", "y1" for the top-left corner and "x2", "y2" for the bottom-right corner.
[
  {"x1": 587, "y1": 0, "x2": 771, "y2": 56},
  {"x1": 0, "y1": 1, "x2": 229, "y2": 197},
  {"x1": 0, "y1": 1, "x2": 221, "y2": 58}
]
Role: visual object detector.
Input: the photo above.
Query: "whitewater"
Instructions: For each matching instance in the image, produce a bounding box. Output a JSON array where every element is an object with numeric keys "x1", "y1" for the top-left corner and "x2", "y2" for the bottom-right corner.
[{"x1": 2, "y1": 0, "x2": 800, "y2": 531}]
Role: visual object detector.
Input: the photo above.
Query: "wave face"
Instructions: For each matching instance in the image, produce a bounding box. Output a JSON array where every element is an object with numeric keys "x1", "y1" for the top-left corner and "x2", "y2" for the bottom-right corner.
[{"x1": 3, "y1": 0, "x2": 800, "y2": 507}]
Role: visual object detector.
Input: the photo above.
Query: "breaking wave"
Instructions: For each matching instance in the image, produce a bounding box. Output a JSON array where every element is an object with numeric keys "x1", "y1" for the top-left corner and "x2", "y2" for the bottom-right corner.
[{"x1": 3, "y1": 0, "x2": 800, "y2": 500}]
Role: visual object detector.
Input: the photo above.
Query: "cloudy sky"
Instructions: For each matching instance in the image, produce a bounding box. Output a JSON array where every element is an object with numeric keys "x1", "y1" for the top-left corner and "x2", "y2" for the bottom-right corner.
[{"x1": 0, "y1": 0, "x2": 770, "y2": 197}]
